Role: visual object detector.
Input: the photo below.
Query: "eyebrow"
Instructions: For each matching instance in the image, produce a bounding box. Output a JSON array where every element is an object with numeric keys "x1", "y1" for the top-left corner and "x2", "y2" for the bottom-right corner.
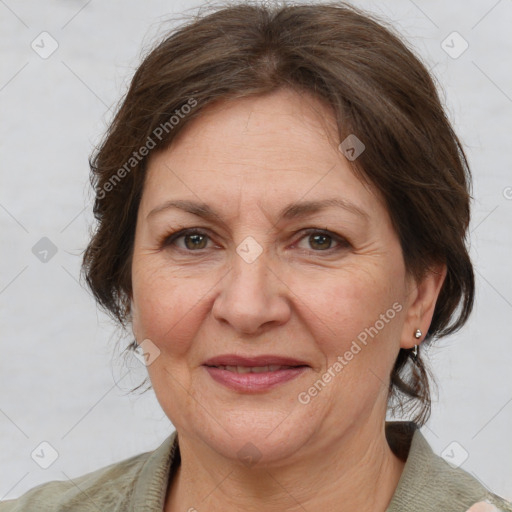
[{"x1": 147, "y1": 198, "x2": 369, "y2": 223}]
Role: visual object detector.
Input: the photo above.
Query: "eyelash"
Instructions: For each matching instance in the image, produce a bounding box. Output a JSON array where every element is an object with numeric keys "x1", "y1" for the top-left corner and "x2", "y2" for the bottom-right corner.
[{"x1": 159, "y1": 227, "x2": 350, "y2": 254}]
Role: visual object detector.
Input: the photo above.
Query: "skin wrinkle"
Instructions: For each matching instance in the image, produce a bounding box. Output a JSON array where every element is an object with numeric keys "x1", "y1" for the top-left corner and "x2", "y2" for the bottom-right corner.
[{"x1": 130, "y1": 88, "x2": 446, "y2": 511}]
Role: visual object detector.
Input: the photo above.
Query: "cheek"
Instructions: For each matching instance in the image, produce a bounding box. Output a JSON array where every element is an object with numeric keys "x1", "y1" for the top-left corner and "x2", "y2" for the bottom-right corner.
[
  {"x1": 293, "y1": 265, "x2": 404, "y2": 361},
  {"x1": 131, "y1": 263, "x2": 208, "y2": 358},
  {"x1": 292, "y1": 269, "x2": 405, "y2": 413}
]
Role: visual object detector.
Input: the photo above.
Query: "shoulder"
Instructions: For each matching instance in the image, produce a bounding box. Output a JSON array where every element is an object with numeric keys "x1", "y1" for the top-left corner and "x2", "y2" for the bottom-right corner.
[
  {"x1": 0, "y1": 432, "x2": 178, "y2": 512},
  {"x1": 0, "y1": 451, "x2": 151, "y2": 512},
  {"x1": 386, "y1": 422, "x2": 512, "y2": 512}
]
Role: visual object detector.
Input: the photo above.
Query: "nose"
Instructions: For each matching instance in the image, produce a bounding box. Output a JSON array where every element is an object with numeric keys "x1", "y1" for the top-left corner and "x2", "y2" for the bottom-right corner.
[{"x1": 211, "y1": 248, "x2": 292, "y2": 335}]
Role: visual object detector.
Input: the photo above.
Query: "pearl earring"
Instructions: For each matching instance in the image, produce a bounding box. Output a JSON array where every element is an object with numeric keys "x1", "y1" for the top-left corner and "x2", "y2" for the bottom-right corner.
[{"x1": 414, "y1": 329, "x2": 422, "y2": 339}]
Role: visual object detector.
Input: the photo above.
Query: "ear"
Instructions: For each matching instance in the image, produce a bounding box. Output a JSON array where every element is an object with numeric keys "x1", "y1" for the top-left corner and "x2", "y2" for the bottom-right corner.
[{"x1": 400, "y1": 263, "x2": 447, "y2": 349}]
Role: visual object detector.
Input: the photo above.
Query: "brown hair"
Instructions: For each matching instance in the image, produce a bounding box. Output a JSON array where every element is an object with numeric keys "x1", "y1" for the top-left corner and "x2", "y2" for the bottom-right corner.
[{"x1": 81, "y1": 1, "x2": 474, "y2": 426}]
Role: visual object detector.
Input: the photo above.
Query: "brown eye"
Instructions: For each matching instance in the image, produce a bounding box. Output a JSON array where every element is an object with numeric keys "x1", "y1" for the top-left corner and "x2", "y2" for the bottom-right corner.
[
  {"x1": 308, "y1": 233, "x2": 333, "y2": 250},
  {"x1": 161, "y1": 229, "x2": 212, "y2": 251},
  {"x1": 183, "y1": 233, "x2": 208, "y2": 250},
  {"x1": 295, "y1": 229, "x2": 349, "y2": 252}
]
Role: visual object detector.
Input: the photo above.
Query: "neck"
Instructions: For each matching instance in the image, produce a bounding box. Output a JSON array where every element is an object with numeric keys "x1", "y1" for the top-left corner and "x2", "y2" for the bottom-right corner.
[{"x1": 165, "y1": 420, "x2": 406, "y2": 512}]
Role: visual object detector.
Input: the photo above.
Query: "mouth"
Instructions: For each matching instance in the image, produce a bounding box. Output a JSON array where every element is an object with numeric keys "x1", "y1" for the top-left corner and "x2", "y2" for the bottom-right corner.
[
  {"x1": 202, "y1": 355, "x2": 310, "y2": 392},
  {"x1": 207, "y1": 364, "x2": 306, "y2": 373},
  {"x1": 202, "y1": 354, "x2": 310, "y2": 368}
]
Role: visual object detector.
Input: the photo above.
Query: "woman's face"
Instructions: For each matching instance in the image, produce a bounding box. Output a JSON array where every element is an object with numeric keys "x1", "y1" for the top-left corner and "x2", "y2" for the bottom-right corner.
[{"x1": 131, "y1": 88, "x2": 441, "y2": 464}]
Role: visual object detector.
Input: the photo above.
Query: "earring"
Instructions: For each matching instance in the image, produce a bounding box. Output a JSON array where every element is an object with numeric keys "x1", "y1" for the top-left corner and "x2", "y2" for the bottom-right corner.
[{"x1": 412, "y1": 329, "x2": 421, "y2": 361}]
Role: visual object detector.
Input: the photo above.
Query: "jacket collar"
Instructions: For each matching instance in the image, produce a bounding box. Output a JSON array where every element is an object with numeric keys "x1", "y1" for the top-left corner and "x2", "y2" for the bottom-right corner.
[
  {"x1": 385, "y1": 421, "x2": 492, "y2": 512},
  {"x1": 130, "y1": 423, "x2": 503, "y2": 512}
]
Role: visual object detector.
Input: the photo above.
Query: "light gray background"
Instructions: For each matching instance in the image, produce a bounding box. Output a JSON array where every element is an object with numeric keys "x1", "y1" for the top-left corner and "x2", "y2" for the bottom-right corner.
[{"x1": 1, "y1": 0, "x2": 511, "y2": 502}]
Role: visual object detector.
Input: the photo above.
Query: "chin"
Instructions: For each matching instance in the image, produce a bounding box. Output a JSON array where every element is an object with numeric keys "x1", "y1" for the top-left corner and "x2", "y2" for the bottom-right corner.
[
  {"x1": 194, "y1": 406, "x2": 318, "y2": 467},
  {"x1": 217, "y1": 433, "x2": 307, "y2": 468}
]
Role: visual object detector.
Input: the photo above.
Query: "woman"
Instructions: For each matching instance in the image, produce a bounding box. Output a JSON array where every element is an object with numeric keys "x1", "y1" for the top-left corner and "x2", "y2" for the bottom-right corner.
[{"x1": 1, "y1": 2, "x2": 510, "y2": 511}]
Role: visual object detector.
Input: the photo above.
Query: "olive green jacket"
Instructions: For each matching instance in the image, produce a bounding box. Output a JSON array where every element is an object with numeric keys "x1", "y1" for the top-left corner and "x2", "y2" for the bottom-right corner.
[{"x1": 1, "y1": 422, "x2": 511, "y2": 511}]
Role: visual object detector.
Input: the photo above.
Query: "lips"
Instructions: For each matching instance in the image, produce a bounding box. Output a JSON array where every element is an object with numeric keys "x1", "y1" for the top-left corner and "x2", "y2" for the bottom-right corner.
[
  {"x1": 202, "y1": 354, "x2": 310, "y2": 392},
  {"x1": 202, "y1": 354, "x2": 309, "y2": 368},
  {"x1": 214, "y1": 364, "x2": 297, "y2": 373}
]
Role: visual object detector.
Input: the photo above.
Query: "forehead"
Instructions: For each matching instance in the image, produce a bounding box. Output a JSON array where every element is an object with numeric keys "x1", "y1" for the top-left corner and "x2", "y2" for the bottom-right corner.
[{"x1": 140, "y1": 89, "x2": 381, "y2": 218}]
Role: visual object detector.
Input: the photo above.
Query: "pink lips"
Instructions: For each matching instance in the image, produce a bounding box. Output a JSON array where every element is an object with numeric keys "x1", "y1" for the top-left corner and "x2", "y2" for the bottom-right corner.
[{"x1": 202, "y1": 354, "x2": 310, "y2": 393}]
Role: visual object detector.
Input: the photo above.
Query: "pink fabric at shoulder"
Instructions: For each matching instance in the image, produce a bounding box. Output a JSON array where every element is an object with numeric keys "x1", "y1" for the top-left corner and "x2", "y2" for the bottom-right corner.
[{"x1": 465, "y1": 501, "x2": 500, "y2": 512}]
